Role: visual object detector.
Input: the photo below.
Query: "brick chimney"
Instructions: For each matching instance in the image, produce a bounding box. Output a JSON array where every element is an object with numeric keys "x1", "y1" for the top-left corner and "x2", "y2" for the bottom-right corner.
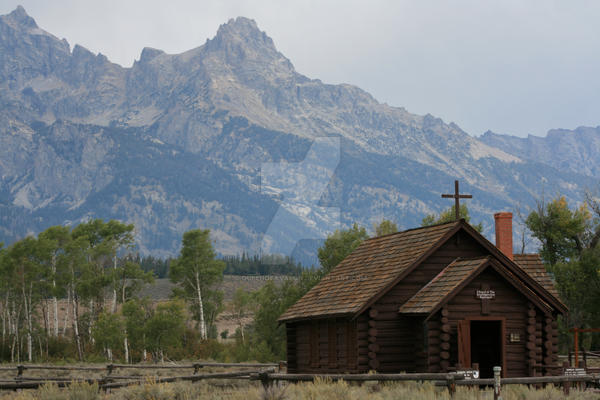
[{"x1": 494, "y1": 212, "x2": 513, "y2": 260}]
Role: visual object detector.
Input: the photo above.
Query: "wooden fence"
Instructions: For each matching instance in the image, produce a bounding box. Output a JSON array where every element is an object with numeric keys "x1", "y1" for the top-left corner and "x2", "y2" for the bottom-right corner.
[
  {"x1": 249, "y1": 370, "x2": 600, "y2": 397},
  {"x1": 0, "y1": 362, "x2": 282, "y2": 391},
  {"x1": 568, "y1": 350, "x2": 600, "y2": 373},
  {"x1": 0, "y1": 362, "x2": 598, "y2": 397}
]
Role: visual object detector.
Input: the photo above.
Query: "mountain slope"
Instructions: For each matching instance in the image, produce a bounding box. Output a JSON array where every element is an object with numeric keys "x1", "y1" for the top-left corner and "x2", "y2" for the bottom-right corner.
[
  {"x1": 0, "y1": 7, "x2": 596, "y2": 262},
  {"x1": 480, "y1": 127, "x2": 600, "y2": 178}
]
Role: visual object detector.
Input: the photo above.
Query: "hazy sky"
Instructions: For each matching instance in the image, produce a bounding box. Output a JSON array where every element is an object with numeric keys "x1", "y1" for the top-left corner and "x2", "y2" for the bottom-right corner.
[{"x1": 2, "y1": 0, "x2": 599, "y2": 138}]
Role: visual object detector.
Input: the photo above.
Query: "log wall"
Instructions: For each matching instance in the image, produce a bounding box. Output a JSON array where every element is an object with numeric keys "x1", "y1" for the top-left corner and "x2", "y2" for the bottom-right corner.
[
  {"x1": 286, "y1": 229, "x2": 558, "y2": 377},
  {"x1": 292, "y1": 318, "x2": 359, "y2": 373},
  {"x1": 444, "y1": 268, "x2": 541, "y2": 377},
  {"x1": 367, "y1": 231, "x2": 486, "y2": 373}
]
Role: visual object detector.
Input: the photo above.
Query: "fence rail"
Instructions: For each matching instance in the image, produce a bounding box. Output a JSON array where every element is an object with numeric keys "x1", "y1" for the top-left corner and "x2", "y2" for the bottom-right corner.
[
  {"x1": 250, "y1": 370, "x2": 600, "y2": 397},
  {"x1": 0, "y1": 361, "x2": 284, "y2": 378},
  {"x1": 0, "y1": 362, "x2": 598, "y2": 397}
]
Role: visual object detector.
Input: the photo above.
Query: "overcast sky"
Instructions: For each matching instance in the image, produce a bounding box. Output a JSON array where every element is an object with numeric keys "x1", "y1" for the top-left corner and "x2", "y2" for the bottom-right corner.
[{"x1": 2, "y1": 0, "x2": 599, "y2": 138}]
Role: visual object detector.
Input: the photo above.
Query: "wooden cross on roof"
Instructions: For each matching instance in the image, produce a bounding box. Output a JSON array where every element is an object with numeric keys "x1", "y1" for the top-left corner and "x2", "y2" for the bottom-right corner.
[{"x1": 441, "y1": 180, "x2": 472, "y2": 221}]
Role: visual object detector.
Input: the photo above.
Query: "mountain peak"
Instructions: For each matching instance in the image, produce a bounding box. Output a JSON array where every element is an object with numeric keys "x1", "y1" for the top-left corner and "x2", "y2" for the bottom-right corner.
[
  {"x1": 218, "y1": 17, "x2": 261, "y2": 37},
  {"x1": 211, "y1": 16, "x2": 277, "y2": 53},
  {"x1": 5, "y1": 5, "x2": 37, "y2": 28},
  {"x1": 139, "y1": 47, "x2": 165, "y2": 63}
]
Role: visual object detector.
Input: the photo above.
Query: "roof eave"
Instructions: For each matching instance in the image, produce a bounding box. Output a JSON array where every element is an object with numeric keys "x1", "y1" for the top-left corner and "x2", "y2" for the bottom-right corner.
[
  {"x1": 459, "y1": 221, "x2": 568, "y2": 314},
  {"x1": 421, "y1": 257, "x2": 491, "y2": 321},
  {"x1": 278, "y1": 311, "x2": 355, "y2": 324},
  {"x1": 352, "y1": 221, "x2": 463, "y2": 319}
]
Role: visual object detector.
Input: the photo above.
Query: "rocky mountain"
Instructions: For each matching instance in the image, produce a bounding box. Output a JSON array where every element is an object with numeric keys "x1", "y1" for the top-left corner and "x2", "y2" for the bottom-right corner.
[
  {"x1": 480, "y1": 127, "x2": 600, "y2": 178},
  {"x1": 0, "y1": 6, "x2": 596, "y2": 263}
]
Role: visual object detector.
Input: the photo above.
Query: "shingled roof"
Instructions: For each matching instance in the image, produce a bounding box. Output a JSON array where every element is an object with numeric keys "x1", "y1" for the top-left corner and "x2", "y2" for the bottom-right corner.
[
  {"x1": 514, "y1": 254, "x2": 562, "y2": 301},
  {"x1": 399, "y1": 255, "x2": 555, "y2": 317},
  {"x1": 398, "y1": 257, "x2": 490, "y2": 315},
  {"x1": 278, "y1": 221, "x2": 459, "y2": 322}
]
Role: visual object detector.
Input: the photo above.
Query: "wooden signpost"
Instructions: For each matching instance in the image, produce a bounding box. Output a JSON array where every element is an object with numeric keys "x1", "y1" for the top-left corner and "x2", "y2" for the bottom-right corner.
[{"x1": 570, "y1": 327, "x2": 600, "y2": 366}]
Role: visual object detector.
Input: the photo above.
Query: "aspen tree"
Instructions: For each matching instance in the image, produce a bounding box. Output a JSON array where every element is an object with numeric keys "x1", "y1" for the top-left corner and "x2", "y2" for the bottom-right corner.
[{"x1": 169, "y1": 229, "x2": 224, "y2": 340}]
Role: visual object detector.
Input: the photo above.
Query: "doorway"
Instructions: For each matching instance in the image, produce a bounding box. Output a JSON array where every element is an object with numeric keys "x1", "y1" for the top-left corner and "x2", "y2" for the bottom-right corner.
[
  {"x1": 470, "y1": 320, "x2": 502, "y2": 378},
  {"x1": 458, "y1": 317, "x2": 505, "y2": 378}
]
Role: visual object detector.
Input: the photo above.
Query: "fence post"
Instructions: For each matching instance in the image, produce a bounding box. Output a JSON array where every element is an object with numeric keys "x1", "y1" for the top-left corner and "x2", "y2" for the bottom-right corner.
[
  {"x1": 559, "y1": 360, "x2": 569, "y2": 395},
  {"x1": 16, "y1": 365, "x2": 24, "y2": 380},
  {"x1": 193, "y1": 363, "x2": 201, "y2": 375},
  {"x1": 258, "y1": 371, "x2": 271, "y2": 390},
  {"x1": 106, "y1": 364, "x2": 114, "y2": 376},
  {"x1": 446, "y1": 374, "x2": 456, "y2": 397},
  {"x1": 578, "y1": 361, "x2": 586, "y2": 391},
  {"x1": 563, "y1": 377, "x2": 570, "y2": 396},
  {"x1": 528, "y1": 359, "x2": 535, "y2": 377},
  {"x1": 493, "y1": 366, "x2": 502, "y2": 400},
  {"x1": 574, "y1": 328, "x2": 579, "y2": 367}
]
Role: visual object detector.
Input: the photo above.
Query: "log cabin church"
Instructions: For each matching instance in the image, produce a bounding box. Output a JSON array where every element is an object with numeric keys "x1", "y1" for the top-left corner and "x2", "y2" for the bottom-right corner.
[{"x1": 279, "y1": 213, "x2": 567, "y2": 378}]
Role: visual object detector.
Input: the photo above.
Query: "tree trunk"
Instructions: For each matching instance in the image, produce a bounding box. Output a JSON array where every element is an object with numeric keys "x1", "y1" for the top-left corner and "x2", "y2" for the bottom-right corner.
[
  {"x1": 88, "y1": 299, "x2": 94, "y2": 344},
  {"x1": 195, "y1": 272, "x2": 206, "y2": 339},
  {"x1": 41, "y1": 299, "x2": 49, "y2": 339},
  {"x1": 52, "y1": 254, "x2": 59, "y2": 337},
  {"x1": 62, "y1": 290, "x2": 71, "y2": 336},
  {"x1": 38, "y1": 336, "x2": 43, "y2": 360},
  {"x1": 2, "y1": 294, "x2": 6, "y2": 343},
  {"x1": 72, "y1": 295, "x2": 83, "y2": 361},
  {"x1": 53, "y1": 297, "x2": 59, "y2": 337},
  {"x1": 23, "y1": 282, "x2": 32, "y2": 362},
  {"x1": 112, "y1": 255, "x2": 118, "y2": 314},
  {"x1": 124, "y1": 335, "x2": 129, "y2": 364},
  {"x1": 10, "y1": 333, "x2": 15, "y2": 363}
]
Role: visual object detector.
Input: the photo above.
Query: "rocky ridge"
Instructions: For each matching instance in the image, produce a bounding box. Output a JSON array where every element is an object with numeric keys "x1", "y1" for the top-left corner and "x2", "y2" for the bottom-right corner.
[{"x1": 0, "y1": 7, "x2": 597, "y2": 262}]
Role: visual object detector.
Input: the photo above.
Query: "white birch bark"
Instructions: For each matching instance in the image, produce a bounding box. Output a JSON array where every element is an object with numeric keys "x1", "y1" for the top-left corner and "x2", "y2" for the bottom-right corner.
[
  {"x1": 51, "y1": 253, "x2": 59, "y2": 337},
  {"x1": 23, "y1": 284, "x2": 32, "y2": 362},
  {"x1": 52, "y1": 296, "x2": 58, "y2": 337},
  {"x1": 62, "y1": 290, "x2": 70, "y2": 336},
  {"x1": 124, "y1": 336, "x2": 129, "y2": 363},
  {"x1": 88, "y1": 299, "x2": 94, "y2": 344},
  {"x1": 111, "y1": 254, "x2": 118, "y2": 314},
  {"x1": 195, "y1": 271, "x2": 206, "y2": 339},
  {"x1": 72, "y1": 293, "x2": 83, "y2": 361}
]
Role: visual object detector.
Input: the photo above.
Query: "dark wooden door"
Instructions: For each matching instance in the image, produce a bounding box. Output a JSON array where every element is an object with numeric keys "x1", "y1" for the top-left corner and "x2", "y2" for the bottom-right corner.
[{"x1": 458, "y1": 320, "x2": 471, "y2": 367}]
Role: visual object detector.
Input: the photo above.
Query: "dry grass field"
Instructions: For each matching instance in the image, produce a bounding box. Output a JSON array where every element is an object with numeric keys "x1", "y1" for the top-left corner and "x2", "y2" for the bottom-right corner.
[{"x1": 0, "y1": 379, "x2": 598, "y2": 400}]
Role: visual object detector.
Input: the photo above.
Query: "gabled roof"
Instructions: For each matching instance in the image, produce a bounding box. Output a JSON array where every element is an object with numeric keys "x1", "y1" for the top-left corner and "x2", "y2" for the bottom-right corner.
[
  {"x1": 458, "y1": 223, "x2": 567, "y2": 314},
  {"x1": 399, "y1": 256, "x2": 553, "y2": 318},
  {"x1": 514, "y1": 254, "x2": 561, "y2": 300},
  {"x1": 279, "y1": 219, "x2": 567, "y2": 323},
  {"x1": 398, "y1": 257, "x2": 489, "y2": 315},
  {"x1": 278, "y1": 221, "x2": 460, "y2": 322}
]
